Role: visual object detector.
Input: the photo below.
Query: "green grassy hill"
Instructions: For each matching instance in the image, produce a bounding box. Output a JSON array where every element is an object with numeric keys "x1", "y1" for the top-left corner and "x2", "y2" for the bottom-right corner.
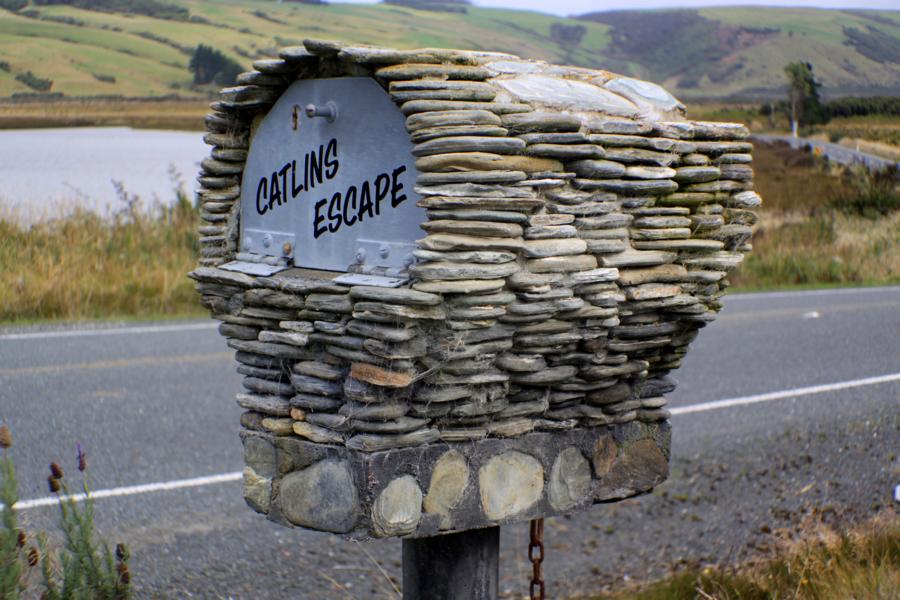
[{"x1": 0, "y1": 1, "x2": 898, "y2": 100}]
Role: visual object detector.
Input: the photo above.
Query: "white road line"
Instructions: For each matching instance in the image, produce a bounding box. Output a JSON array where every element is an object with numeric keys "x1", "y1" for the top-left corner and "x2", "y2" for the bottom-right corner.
[
  {"x1": 728, "y1": 286, "x2": 899, "y2": 301},
  {"x1": 0, "y1": 322, "x2": 216, "y2": 341},
  {"x1": 12, "y1": 372, "x2": 899, "y2": 512},
  {"x1": 13, "y1": 472, "x2": 242, "y2": 511},
  {"x1": 670, "y1": 372, "x2": 900, "y2": 416}
]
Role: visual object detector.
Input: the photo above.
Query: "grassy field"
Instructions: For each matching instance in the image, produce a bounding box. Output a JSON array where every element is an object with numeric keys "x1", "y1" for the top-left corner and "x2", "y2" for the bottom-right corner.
[
  {"x1": 0, "y1": 97, "x2": 207, "y2": 130},
  {"x1": 0, "y1": 193, "x2": 202, "y2": 324},
  {"x1": 732, "y1": 141, "x2": 900, "y2": 290},
  {"x1": 597, "y1": 510, "x2": 899, "y2": 600},
  {"x1": 0, "y1": 2, "x2": 897, "y2": 100},
  {"x1": 0, "y1": 141, "x2": 897, "y2": 324}
]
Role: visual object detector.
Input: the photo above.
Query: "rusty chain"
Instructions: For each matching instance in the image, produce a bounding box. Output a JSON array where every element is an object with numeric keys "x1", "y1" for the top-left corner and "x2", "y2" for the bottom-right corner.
[{"x1": 529, "y1": 518, "x2": 545, "y2": 600}]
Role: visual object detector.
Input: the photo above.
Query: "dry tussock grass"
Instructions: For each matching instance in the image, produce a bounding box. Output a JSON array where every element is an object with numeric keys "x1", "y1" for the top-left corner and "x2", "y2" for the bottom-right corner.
[
  {"x1": 0, "y1": 194, "x2": 201, "y2": 323},
  {"x1": 596, "y1": 510, "x2": 900, "y2": 600},
  {"x1": 732, "y1": 143, "x2": 900, "y2": 289}
]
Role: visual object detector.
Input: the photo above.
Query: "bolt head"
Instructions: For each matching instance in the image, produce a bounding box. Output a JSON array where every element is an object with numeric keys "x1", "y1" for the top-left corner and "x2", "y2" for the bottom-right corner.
[{"x1": 282, "y1": 242, "x2": 292, "y2": 256}]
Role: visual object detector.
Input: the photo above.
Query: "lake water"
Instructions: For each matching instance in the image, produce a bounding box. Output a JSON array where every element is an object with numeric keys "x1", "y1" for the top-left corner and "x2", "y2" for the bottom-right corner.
[{"x1": 0, "y1": 127, "x2": 208, "y2": 220}]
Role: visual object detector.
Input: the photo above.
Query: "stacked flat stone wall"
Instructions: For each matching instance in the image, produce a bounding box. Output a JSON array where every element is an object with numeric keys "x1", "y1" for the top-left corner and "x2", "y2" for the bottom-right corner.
[{"x1": 189, "y1": 40, "x2": 760, "y2": 539}]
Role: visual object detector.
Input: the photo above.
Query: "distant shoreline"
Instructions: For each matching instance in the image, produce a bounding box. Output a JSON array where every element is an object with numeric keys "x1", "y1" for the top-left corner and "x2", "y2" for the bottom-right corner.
[{"x1": 0, "y1": 98, "x2": 208, "y2": 131}]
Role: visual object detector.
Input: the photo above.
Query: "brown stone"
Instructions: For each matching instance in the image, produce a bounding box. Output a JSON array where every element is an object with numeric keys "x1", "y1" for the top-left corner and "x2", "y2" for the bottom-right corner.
[
  {"x1": 350, "y1": 363, "x2": 414, "y2": 389},
  {"x1": 416, "y1": 153, "x2": 563, "y2": 174},
  {"x1": 592, "y1": 435, "x2": 618, "y2": 477}
]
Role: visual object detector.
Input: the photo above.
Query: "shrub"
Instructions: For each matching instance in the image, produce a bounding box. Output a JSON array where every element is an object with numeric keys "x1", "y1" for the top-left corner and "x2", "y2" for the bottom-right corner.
[
  {"x1": 15, "y1": 71, "x2": 53, "y2": 92},
  {"x1": 0, "y1": 426, "x2": 132, "y2": 599},
  {"x1": 0, "y1": 0, "x2": 27, "y2": 10},
  {"x1": 189, "y1": 44, "x2": 243, "y2": 86},
  {"x1": 93, "y1": 73, "x2": 117, "y2": 83},
  {"x1": 829, "y1": 165, "x2": 900, "y2": 218}
]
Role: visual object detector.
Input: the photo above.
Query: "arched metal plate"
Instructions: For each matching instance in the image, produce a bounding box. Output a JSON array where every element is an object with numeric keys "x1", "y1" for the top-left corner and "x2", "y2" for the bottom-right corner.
[{"x1": 239, "y1": 77, "x2": 424, "y2": 272}]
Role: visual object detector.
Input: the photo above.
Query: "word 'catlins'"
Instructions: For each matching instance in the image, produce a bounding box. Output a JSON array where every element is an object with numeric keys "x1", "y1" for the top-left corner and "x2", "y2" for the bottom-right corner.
[{"x1": 254, "y1": 138, "x2": 409, "y2": 239}]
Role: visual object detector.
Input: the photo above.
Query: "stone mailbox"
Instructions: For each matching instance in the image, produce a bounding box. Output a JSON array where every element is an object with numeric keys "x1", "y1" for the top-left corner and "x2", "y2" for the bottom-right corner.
[{"x1": 189, "y1": 40, "x2": 760, "y2": 541}]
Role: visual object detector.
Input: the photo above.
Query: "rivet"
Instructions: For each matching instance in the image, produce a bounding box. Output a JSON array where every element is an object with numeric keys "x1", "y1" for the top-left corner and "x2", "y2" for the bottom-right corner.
[
  {"x1": 262, "y1": 233, "x2": 273, "y2": 248},
  {"x1": 282, "y1": 241, "x2": 292, "y2": 256},
  {"x1": 379, "y1": 244, "x2": 390, "y2": 259},
  {"x1": 355, "y1": 248, "x2": 367, "y2": 264}
]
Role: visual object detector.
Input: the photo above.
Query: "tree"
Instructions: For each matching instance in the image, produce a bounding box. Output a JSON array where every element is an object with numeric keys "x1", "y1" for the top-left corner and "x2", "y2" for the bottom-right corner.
[
  {"x1": 189, "y1": 44, "x2": 242, "y2": 86},
  {"x1": 784, "y1": 61, "x2": 826, "y2": 136}
]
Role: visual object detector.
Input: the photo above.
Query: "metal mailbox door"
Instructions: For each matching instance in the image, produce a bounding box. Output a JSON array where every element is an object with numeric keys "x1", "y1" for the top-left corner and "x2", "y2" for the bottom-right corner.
[{"x1": 239, "y1": 77, "x2": 424, "y2": 272}]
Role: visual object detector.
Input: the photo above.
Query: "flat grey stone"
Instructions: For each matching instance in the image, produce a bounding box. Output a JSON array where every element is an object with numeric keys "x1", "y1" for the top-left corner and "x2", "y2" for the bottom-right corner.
[
  {"x1": 339, "y1": 401, "x2": 408, "y2": 420},
  {"x1": 522, "y1": 238, "x2": 587, "y2": 258},
  {"x1": 291, "y1": 374, "x2": 342, "y2": 397},
  {"x1": 402, "y1": 100, "x2": 531, "y2": 115},
  {"x1": 413, "y1": 136, "x2": 526, "y2": 157},
  {"x1": 420, "y1": 219, "x2": 524, "y2": 238},
  {"x1": 409, "y1": 261, "x2": 519, "y2": 281},
  {"x1": 372, "y1": 475, "x2": 423, "y2": 537},
  {"x1": 349, "y1": 286, "x2": 440, "y2": 306},
  {"x1": 497, "y1": 75, "x2": 637, "y2": 115},
  {"x1": 526, "y1": 144, "x2": 604, "y2": 159},
  {"x1": 411, "y1": 125, "x2": 509, "y2": 143},
  {"x1": 243, "y1": 467, "x2": 271, "y2": 514},
  {"x1": 577, "y1": 179, "x2": 678, "y2": 196},
  {"x1": 346, "y1": 320, "x2": 419, "y2": 343},
  {"x1": 500, "y1": 112, "x2": 582, "y2": 133},
  {"x1": 279, "y1": 460, "x2": 358, "y2": 533},
  {"x1": 548, "y1": 447, "x2": 592, "y2": 511},
  {"x1": 425, "y1": 209, "x2": 528, "y2": 224},
  {"x1": 406, "y1": 110, "x2": 502, "y2": 131},
  {"x1": 479, "y1": 451, "x2": 544, "y2": 520},
  {"x1": 236, "y1": 393, "x2": 291, "y2": 417},
  {"x1": 625, "y1": 166, "x2": 677, "y2": 180},
  {"x1": 413, "y1": 249, "x2": 516, "y2": 264},
  {"x1": 424, "y1": 450, "x2": 470, "y2": 530},
  {"x1": 242, "y1": 377, "x2": 294, "y2": 397},
  {"x1": 525, "y1": 224, "x2": 578, "y2": 240},
  {"x1": 674, "y1": 166, "x2": 721, "y2": 183},
  {"x1": 376, "y1": 63, "x2": 492, "y2": 81},
  {"x1": 604, "y1": 148, "x2": 678, "y2": 166},
  {"x1": 345, "y1": 429, "x2": 440, "y2": 452},
  {"x1": 417, "y1": 171, "x2": 527, "y2": 185},
  {"x1": 292, "y1": 421, "x2": 345, "y2": 444},
  {"x1": 290, "y1": 394, "x2": 342, "y2": 412}
]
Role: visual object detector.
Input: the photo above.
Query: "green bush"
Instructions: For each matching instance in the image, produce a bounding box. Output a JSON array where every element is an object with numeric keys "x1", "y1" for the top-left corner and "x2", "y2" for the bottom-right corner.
[
  {"x1": 829, "y1": 166, "x2": 900, "y2": 218},
  {"x1": 0, "y1": 0, "x2": 27, "y2": 10},
  {"x1": 0, "y1": 426, "x2": 132, "y2": 600},
  {"x1": 15, "y1": 71, "x2": 53, "y2": 92},
  {"x1": 189, "y1": 44, "x2": 243, "y2": 86}
]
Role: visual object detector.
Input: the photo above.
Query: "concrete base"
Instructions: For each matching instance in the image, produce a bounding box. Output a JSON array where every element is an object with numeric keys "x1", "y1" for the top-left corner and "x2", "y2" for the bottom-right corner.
[{"x1": 241, "y1": 421, "x2": 670, "y2": 540}]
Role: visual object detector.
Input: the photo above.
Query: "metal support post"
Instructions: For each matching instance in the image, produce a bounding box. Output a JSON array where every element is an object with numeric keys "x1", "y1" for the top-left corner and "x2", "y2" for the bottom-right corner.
[{"x1": 401, "y1": 526, "x2": 499, "y2": 600}]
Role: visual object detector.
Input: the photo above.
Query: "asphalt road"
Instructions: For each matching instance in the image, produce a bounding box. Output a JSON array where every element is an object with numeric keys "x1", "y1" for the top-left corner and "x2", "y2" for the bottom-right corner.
[
  {"x1": 2, "y1": 286, "x2": 898, "y2": 598},
  {"x1": 753, "y1": 134, "x2": 899, "y2": 172}
]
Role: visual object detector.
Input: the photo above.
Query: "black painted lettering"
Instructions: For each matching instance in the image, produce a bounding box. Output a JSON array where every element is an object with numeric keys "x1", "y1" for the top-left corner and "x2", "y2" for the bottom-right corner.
[
  {"x1": 291, "y1": 160, "x2": 303, "y2": 197},
  {"x1": 358, "y1": 181, "x2": 374, "y2": 221},
  {"x1": 310, "y1": 144, "x2": 324, "y2": 188},
  {"x1": 279, "y1": 163, "x2": 290, "y2": 204},
  {"x1": 391, "y1": 165, "x2": 408, "y2": 208},
  {"x1": 256, "y1": 177, "x2": 268, "y2": 215},
  {"x1": 269, "y1": 172, "x2": 281, "y2": 210},
  {"x1": 327, "y1": 192, "x2": 343, "y2": 233},
  {"x1": 343, "y1": 185, "x2": 358, "y2": 227},
  {"x1": 374, "y1": 173, "x2": 390, "y2": 216},
  {"x1": 325, "y1": 138, "x2": 339, "y2": 179},
  {"x1": 313, "y1": 199, "x2": 327, "y2": 238},
  {"x1": 303, "y1": 153, "x2": 310, "y2": 191}
]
